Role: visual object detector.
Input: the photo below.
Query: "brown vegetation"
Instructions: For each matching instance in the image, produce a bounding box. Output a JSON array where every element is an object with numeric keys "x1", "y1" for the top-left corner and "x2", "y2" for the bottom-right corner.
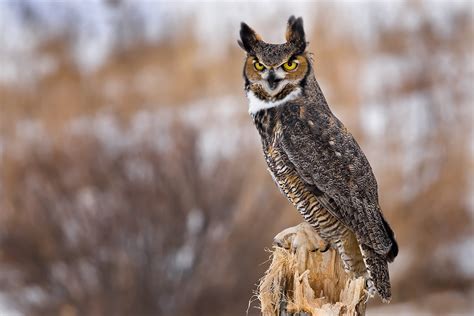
[{"x1": 0, "y1": 2, "x2": 472, "y2": 315}]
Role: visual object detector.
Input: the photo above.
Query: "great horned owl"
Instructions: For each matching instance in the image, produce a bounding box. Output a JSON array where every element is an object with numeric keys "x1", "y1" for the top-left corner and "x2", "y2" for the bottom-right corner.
[{"x1": 238, "y1": 16, "x2": 398, "y2": 302}]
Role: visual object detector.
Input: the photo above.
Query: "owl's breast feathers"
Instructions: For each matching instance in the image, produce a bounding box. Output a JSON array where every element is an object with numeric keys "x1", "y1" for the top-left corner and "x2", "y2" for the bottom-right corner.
[{"x1": 252, "y1": 102, "x2": 398, "y2": 262}]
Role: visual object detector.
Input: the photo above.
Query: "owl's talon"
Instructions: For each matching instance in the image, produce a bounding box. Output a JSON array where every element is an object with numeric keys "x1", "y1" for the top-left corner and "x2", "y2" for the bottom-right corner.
[
  {"x1": 273, "y1": 238, "x2": 283, "y2": 248},
  {"x1": 273, "y1": 236, "x2": 292, "y2": 250},
  {"x1": 319, "y1": 243, "x2": 330, "y2": 253}
]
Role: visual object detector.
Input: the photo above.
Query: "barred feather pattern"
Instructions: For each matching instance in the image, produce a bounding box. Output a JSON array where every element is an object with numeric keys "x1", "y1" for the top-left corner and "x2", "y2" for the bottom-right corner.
[{"x1": 259, "y1": 121, "x2": 364, "y2": 277}]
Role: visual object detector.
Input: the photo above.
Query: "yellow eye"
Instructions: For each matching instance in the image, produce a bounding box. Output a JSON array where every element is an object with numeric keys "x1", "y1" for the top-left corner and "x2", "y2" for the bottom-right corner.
[
  {"x1": 283, "y1": 60, "x2": 298, "y2": 71},
  {"x1": 254, "y1": 61, "x2": 265, "y2": 71}
]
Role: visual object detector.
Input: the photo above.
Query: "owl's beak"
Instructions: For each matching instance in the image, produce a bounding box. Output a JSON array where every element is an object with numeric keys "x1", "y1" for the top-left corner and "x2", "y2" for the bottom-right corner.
[{"x1": 267, "y1": 70, "x2": 282, "y2": 90}]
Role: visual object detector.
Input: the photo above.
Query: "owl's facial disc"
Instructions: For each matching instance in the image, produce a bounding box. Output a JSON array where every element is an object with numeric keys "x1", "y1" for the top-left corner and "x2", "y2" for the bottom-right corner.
[{"x1": 245, "y1": 55, "x2": 309, "y2": 99}]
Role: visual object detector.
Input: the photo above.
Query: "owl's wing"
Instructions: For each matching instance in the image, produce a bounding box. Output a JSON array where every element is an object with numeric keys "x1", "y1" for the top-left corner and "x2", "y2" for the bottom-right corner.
[{"x1": 279, "y1": 112, "x2": 396, "y2": 258}]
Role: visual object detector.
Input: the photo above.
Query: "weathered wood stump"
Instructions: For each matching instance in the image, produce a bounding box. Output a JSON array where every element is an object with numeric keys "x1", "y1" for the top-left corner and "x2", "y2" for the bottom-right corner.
[{"x1": 258, "y1": 222, "x2": 367, "y2": 316}]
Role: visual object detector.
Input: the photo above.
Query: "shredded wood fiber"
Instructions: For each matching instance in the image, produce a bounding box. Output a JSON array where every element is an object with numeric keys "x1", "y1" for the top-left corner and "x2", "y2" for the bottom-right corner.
[{"x1": 258, "y1": 223, "x2": 367, "y2": 316}]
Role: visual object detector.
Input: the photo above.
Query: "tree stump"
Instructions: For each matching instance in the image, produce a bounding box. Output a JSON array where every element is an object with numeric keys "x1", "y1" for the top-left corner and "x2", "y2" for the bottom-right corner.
[{"x1": 258, "y1": 222, "x2": 367, "y2": 316}]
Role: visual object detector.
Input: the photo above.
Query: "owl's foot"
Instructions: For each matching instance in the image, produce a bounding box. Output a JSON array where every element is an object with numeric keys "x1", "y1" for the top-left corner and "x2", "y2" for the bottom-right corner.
[{"x1": 273, "y1": 222, "x2": 330, "y2": 254}]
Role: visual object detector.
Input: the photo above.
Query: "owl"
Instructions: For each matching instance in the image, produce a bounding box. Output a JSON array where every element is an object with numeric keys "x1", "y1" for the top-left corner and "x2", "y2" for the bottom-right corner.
[{"x1": 238, "y1": 16, "x2": 398, "y2": 302}]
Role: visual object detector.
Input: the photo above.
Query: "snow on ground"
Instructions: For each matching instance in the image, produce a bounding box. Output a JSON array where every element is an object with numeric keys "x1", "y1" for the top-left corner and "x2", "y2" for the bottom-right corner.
[{"x1": 7, "y1": 94, "x2": 256, "y2": 169}]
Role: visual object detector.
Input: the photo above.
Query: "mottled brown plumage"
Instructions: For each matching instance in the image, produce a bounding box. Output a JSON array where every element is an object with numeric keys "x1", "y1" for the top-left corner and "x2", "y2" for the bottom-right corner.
[{"x1": 239, "y1": 16, "x2": 398, "y2": 302}]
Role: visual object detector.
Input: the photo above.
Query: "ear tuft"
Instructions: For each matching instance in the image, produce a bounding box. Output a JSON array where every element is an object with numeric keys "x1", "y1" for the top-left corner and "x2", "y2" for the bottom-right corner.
[
  {"x1": 287, "y1": 15, "x2": 296, "y2": 26},
  {"x1": 286, "y1": 16, "x2": 306, "y2": 54},
  {"x1": 239, "y1": 22, "x2": 261, "y2": 54}
]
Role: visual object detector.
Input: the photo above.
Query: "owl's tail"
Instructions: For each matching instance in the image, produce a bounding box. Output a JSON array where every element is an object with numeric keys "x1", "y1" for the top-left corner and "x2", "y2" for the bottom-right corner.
[{"x1": 360, "y1": 244, "x2": 392, "y2": 303}]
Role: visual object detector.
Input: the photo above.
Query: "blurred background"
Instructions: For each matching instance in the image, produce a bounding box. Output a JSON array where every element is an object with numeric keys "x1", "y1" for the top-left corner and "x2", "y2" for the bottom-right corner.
[{"x1": 0, "y1": 0, "x2": 473, "y2": 315}]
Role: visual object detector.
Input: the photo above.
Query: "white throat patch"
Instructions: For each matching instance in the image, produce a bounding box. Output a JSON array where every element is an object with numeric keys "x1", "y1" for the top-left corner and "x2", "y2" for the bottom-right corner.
[{"x1": 247, "y1": 88, "x2": 302, "y2": 115}]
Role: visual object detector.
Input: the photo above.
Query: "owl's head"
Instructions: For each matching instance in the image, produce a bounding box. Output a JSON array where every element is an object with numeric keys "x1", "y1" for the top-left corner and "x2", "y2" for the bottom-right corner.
[{"x1": 238, "y1": 16, "x2": 310, "y2": 102}]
